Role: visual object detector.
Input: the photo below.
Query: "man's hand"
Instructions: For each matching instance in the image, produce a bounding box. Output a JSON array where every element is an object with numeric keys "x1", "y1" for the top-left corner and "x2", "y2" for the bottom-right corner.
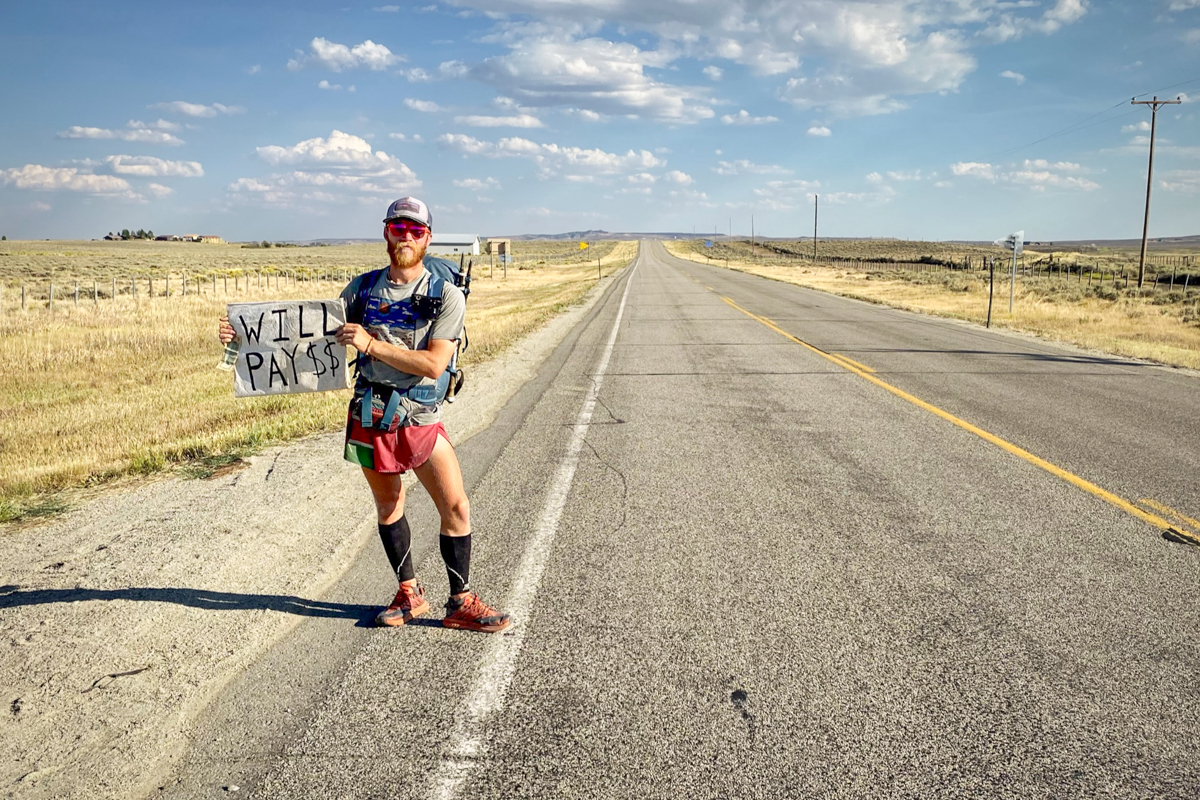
[
  {"x1": 218, "y1": 316, "x2": 236, "y2": 344},
  {"x1": 336, "y1": 323, "x2": 381, "y2": 355}
]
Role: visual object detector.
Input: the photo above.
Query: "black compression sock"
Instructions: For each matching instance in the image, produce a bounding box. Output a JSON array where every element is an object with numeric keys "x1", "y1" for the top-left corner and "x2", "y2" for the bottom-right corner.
[
  {"x1": 439, "y1": 534, "x2": 472, "y2": 595},
  {"x1": 379, "y1": 517, "x2": 415, "y2": 582}
]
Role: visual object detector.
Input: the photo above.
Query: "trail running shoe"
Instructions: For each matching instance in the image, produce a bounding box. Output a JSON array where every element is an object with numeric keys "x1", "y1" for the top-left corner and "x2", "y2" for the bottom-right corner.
[
  {"x1": 442, "y1": 593, "x2": 511, "y2": 633},
  {"x1": 376, "y1": 582, "x2": 430, "y2": 627}
]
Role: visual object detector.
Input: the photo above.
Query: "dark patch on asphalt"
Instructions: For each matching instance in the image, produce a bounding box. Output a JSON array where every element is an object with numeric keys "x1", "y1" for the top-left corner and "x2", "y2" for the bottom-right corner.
[{"x1": 728, "y1": 682, "x2": 757, "y2": 743}]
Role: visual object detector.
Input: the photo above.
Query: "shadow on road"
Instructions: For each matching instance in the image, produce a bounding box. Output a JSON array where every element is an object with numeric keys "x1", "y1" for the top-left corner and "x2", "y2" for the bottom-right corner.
[{"x1": 0, "y1": 584, "x2": 377, "y2": 622}]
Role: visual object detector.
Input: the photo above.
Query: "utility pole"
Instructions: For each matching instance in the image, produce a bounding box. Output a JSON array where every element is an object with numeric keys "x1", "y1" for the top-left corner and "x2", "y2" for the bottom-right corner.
[
  {"x1": 1131, "y1": 95, "x2": 1181, "y2": 288},
  {"x1": 812, "y1": 194, "x2": 819, "y2": 261}
]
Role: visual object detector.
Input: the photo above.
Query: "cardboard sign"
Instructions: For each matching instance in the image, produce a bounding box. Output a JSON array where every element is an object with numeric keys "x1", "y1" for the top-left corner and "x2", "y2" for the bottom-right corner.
[{"x1": 227, "y1": 300, "x2": 349, "y2": 397}]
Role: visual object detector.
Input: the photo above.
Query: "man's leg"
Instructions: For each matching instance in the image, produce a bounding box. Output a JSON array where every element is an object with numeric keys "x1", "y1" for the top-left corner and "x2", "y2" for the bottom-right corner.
[
  {"x1": 414, "y1": 434, "x2": 510, "y2": 633},
  {"x1": 361, "y1": 467, "x2": 429, "y2": 626}
]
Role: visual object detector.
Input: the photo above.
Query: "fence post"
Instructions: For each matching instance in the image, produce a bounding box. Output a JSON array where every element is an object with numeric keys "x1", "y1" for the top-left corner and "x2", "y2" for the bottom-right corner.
[
  {"x1": 166, "y1": 274, "x2": 170, "y2": 298},
  {"x1": 93, "y1": 279, "x2": 98, "y2": 305},
  {"x1": 132, "y1": 277, "x2": 136, "y2": 300},
  {"x1": 224, "y1": 275, "x2": 228, "y2": 294},
  {"x1": 182, "y1": 272, "x2": 187, "y2": 297},
  {"x1": 74, "y1": 281, "x2": 79, "y2": 306},
  {"x1": 49, "y1": 283, "x2": 54, "y2": 314},
  {"x1": 112, "y1": 277, "x2": 116, "y2": 303}
]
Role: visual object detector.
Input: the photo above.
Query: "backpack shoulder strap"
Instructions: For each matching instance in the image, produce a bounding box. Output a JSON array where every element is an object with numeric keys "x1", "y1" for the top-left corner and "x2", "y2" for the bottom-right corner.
[
  {"x1": 427, "y1": 272, "x2": 445, "y2": 300},
  {"x1": 348, "y1": 268, "x2": 386, "y2": 324}
]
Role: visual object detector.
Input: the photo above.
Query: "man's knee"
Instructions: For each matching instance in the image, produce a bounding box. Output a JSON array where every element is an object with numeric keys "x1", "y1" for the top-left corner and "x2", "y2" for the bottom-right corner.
[
  {"x1": 443, "y1": 494, "x2": 470, "y2": 530},
  {"x1": 375, "y1": 495, "x2": 404, "y2": 521}
]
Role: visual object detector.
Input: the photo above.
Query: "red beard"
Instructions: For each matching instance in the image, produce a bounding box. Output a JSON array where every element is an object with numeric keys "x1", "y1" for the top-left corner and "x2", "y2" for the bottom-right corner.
[{"x1": 388, "y1": 237, "x2": 427, "y2": 269}]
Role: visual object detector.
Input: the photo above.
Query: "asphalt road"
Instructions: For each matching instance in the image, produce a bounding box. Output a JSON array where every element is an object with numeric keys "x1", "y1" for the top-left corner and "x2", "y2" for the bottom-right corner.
[{"x1": 163, "y1": 240, "x2": 1200, "y2": 799}]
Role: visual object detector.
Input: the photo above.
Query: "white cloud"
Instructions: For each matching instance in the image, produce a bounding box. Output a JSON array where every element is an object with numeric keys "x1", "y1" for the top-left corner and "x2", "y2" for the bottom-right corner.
[
  {"x1": 664, "y1": 170, "x2": 693, "y2": 185},
  {"x1": 401, "y1": 68, "x2": 433, "y2": 82},
  {"x1": 752, "y1": 178, "x2": 822, "y2": 209},
  {"x1": 234, "y1": 130, "x2": 420, "y2": 207},
  {"x1": 439, "y1": 60, "x2": 470, "y2": 79},
  {"x1": 721, "y1": 109, "x2": 779, "y2": 125},
  {"x1": 388, "y1": 132, "x2": 424, "y2": 142},
  {"x1": 1122, "y1": 121, "x2": 1151, "y2": 133},
  {"x1": 1169, "y1": 0, "x2": 1200, "y2": 10},
  {"x1": 406, "y1": 98, "x2": 442, "y2": 112},
  {"x1": 468, "y1": 36, "x2": 714, "y2": 122},
  {"x1": 453, "y1": 113, "x2": 544, "y2": 127},
  {"x1": 103, "y1": 155, "x2": 204, "y2": 177},
  {"x1": 247, "y1": 65, "x2": 261, "y2": 75},
  {"x1": 58, "y1": 122, "x2": 184, "y2": 145},
  {"x1": 807, "y1": 125, "x2": 832, "y2": 137},
  {"x1": 441, "y1": 0, "x2": 1088, "y2": 121},
  {"x1": 153, "y1": 100, "x2": 245, "y2": 117},
  {"x1": 820, "y1": 186, "x2": 897, "y2": 204},
  {"x1": 866, "y1": 171, "x2": 884, "y2": 183},
  {"x1": 146, "y1": 183, "x2": 174, "y2": 198},
  {"x1": 31, "y1": 201, "x2": 52, "y2": 212},
  {"x1": 952, "y1": 159, "x2": 1099, "y2": 190},
  {"x1": 374, "y1": 4, "x2": 400, "y2": 10},
  {"x1": 952, "y1": 161, "x2": 997, "y2": 179},
  {"x1": 318, "y1": 80, "x2": 343, "y2": 90},
  {"x1": 287, "y1": 38, "x2": 401, "y2": 72},
  {"x1": 1000, "y1": 70, "x2": 1026, "y2": 84},
  {"x1": 437, "y1": 133, "x2": 663, "y2": 177},
  {"x1": 1159, "y1": 169, "x2": 1200, "y2": 193},
  {"x1": 714, "y1": 160, "x2": 790, "y2": 175},
  {"x1": 453, "y1": 177, "x2": 501, "y2": 190},
  {"x1": 0, "y1": 164, "x2": 137, "y2": 197}
]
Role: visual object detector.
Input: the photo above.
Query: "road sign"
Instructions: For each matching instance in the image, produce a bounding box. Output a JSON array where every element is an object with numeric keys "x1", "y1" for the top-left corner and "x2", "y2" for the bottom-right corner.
[{"x1": 995, "y1": 230, "x2": 1024, "y2": 256}]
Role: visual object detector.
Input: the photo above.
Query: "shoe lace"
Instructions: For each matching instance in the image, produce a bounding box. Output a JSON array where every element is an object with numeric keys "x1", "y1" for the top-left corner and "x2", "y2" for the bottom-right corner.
[
  {"x1": 395, "y1": 583, "x2": 422, "y2": 607},
  {"x1": 450, "y1": 592, "x2": 495, "y2": 618}
]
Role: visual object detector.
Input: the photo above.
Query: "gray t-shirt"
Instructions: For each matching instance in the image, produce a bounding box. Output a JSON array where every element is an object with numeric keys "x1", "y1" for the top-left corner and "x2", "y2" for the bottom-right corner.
[{"x1": 340, "y1": 267, "x2": 465, "y2": 425}]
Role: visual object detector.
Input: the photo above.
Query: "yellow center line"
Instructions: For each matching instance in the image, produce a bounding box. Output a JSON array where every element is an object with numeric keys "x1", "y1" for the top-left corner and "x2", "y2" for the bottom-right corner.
[
  {"x1": 719, "y1": 295, "x2": 1189, "y2": 541},
  {"x1": 1137, "y1": 498, "x2": 1200, "y2": 535},
  {"x1": 832, "y1": 354, "x2": 876, "y2": 373}
]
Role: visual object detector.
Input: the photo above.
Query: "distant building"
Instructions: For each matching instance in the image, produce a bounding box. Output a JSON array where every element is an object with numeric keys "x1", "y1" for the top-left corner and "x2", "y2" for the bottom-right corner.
[
  {"x1": 198, "y1": 235, "x2": 223, "y2": 244},
  {"x1": 429, "y1": 233, "x2": 480, "y2": 256}
]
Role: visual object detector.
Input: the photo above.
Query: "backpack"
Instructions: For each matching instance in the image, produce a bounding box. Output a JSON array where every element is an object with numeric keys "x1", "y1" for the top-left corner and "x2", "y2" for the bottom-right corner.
[{"x1": 347, "y1": 254, "x2": 472, "y2": 404}]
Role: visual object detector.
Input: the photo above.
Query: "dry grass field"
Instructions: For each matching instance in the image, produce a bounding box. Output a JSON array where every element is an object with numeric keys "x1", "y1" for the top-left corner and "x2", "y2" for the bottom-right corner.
[
  {"x1": 664, "y1": 239, "x2": 1200, "y2": 371},
  {"x1": 0, "y1": 238, "x2": 636, "y2": 522}
]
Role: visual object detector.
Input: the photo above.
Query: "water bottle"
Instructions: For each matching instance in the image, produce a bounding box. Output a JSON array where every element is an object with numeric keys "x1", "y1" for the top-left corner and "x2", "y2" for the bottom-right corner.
[{"x1": 217, "y1": 336, "x2": 240, "y2": 371}]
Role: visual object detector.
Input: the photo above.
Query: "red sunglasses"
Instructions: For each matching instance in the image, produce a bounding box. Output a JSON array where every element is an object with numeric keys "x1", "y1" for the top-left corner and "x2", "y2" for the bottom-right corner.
[{"x1": 386, "y1": 220, "x2": 429, "y2": 237}]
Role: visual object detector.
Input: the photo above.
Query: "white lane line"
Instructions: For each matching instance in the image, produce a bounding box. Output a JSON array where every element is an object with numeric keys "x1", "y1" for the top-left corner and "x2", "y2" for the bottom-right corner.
[{"x1": 430, "y1": 257, "x2": 641, "y2": 800}]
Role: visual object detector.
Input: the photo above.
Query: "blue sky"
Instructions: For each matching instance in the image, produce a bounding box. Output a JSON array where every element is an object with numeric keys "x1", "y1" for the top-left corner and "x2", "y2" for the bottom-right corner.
[{"x1": 1, "y1": 0, "x2": 1197, "y2": 241}]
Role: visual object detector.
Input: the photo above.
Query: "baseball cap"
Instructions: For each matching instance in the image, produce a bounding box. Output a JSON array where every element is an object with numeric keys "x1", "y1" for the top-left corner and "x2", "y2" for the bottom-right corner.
[{"x1": 383, "y1": 196, "x2": 433, "y2": 228}]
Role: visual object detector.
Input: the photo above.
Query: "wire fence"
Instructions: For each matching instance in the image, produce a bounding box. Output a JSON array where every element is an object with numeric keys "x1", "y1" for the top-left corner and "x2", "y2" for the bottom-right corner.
[
  {"x1": 0, "y1": 269, "x2": 370, "y2": 314},
  {"x1": 695, "y1": 242, "x2": 1200, "y2": 296}
]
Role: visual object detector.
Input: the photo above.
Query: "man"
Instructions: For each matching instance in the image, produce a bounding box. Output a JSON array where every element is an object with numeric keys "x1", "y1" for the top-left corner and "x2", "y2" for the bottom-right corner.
[{"x1": 218, "y1": 196, "x2": 509, "y2": 633}]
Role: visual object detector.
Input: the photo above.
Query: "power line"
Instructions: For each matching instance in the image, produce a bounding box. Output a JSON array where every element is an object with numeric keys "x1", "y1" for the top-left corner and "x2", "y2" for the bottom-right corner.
[
  {"x1": 976, "y1": 76, "x2": 1196, "y2": 164},
  {"x1": 1134, "y1": 75, "x2": 1200, "y2": 100}
]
